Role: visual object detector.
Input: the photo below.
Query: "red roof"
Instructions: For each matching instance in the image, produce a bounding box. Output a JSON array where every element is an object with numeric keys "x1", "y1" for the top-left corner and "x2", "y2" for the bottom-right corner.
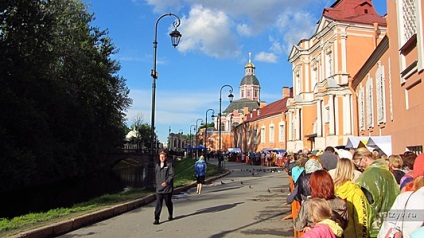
[
  {"x1": 323, "y1": 0, "x2": 386, "y2": 25},
  {"x1": 245, "y1": 97, "x2": 290, "y2": 122}
]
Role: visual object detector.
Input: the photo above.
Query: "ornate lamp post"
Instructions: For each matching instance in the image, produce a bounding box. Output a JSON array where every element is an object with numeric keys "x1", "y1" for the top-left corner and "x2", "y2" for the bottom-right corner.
[
  {"x1": 218, "y1": 85, "x2": 234, "y2": 153},
  {"x1": 195, "y1": 118, "x2": 203, "y2": 158},
  {"x1": 190, "y1": 125, "x2": 196, "y2": 146},
  {"x1": 146, "y1": 13, "x2": 182, "y2": 189},
  {"x1": 195, "y1": 118, "x2": 203, "y2": 147},
  {"x1": 190, "y1": 125, "x2": 196, "y2": 157},
  {"x1": 204, "y1": 109, "x2": 215, "y2": 150}
]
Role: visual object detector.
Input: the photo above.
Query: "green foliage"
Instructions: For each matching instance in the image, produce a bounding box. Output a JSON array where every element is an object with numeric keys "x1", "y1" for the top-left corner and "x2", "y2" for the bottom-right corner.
[
  {"x1": 0, "y1": 0, "x2": 132, "y2": 192},
  {"x1": 173, "y1": 157, "x2": 218, "y2": 187}
]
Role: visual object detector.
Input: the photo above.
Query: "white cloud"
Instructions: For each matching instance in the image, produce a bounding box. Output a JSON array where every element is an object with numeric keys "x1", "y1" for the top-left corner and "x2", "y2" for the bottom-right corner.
[
  {"x1": 144, "y1": 0, "x2": 183, "y2": 13},
  {"x1": 142, "y1": 0, "x2": 323, "y2": 59},
  {"x1": 127, "y1": 87, "x2": 217, "y2": 125},
  {"x1": 255, "y1": 51, "x2": 278, "y2": 63},
  {"x1": 275, "y1": 10, "x2": 317, "y2": 54},
  {"x1": 177, "y1": 5, "x2": 241, "y2": 59},
  {"x1": 236, "y1": 23, "x2": 252, "y2": 37}
]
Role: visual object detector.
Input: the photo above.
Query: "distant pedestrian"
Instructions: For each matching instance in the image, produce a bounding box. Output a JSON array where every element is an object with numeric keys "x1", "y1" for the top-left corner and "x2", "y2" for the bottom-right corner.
[
  {"x1": 195, "y1": 154, "x2": 207, "y2": 194},
  {"x1": 153, "y1": 150, "x2": 174, "y2": 225}
]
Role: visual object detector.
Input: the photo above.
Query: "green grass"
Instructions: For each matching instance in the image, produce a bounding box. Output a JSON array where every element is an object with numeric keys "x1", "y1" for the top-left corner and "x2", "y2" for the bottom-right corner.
[
  {"x1": 0, "y1": 157, "x2": 219, "y2": 236},
  {"x1": 173, "y1": 158, "x2": 218, "y2": 187}
]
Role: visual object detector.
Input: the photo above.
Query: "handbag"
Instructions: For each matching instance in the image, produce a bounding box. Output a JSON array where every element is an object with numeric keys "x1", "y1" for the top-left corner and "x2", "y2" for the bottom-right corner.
[{"x1": 384, "y1": 191, "x2": 415, "y2": 238}]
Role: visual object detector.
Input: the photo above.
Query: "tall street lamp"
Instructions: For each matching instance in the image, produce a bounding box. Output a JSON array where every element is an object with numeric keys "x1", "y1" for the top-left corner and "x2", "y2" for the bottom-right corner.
[
  {"x1": 195, "y1": 118, "x2": 203, "y2": 158},
  {"x1": 190, "y1": 125, "x2": 196, "y2": 157},
  {"x1": 195, "y1": 118, "x2": 203, "y2": 147},
  {"x1": 190, "y1": 125, "x2": 196, "y2": 145},
  {"x1": 146, "y1": 13, "x2": 182, "y2": 189},
  {"x1": 204, "y1": 109, "x2": 215, "y2": 151},
  {"x1": 219, "y1": 85, "x2": 234, "y2": 153}
]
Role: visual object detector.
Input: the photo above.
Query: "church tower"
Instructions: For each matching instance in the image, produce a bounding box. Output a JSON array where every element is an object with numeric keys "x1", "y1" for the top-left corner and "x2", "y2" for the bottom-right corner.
[{"x1": 239, "y1": 52, "x2": 260, "y2": 102}]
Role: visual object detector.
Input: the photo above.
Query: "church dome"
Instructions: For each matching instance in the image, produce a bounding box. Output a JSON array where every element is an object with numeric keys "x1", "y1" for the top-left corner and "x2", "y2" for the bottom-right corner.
[
  {"x1": 223, "y1": 98, "x2": 260, "y2": 114},
  {"x1": 245, "y1": 62, "x2": 255, "y2": 68},
  {"x1": 240, "y1": 75, "x2": 260, "y2": 86}
]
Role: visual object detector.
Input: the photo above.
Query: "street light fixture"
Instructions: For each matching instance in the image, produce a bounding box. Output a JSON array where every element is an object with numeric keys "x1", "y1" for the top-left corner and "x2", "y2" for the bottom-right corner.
[
  {"x1": 204, "y1": 109, "x2": 215, "y2": 151},
  {"x1": 146, "y1": 13, "x2": 182, "y2": 189},
  {"x1": 190, "y1": 124, "x2": 196, "y2": 157},
  {"x1": 219, "y1": 85, "x2": 234, "y2": 153},
  {"x1": 190, "y1": 125, "x2": 196, "y2": 147},
  {"x1": 195, "y1": 118, "x2": 203, "y2": 147}
]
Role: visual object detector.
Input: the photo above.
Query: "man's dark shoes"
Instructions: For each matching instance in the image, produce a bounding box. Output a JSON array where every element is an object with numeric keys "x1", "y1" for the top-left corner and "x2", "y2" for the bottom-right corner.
[
  {"x1": 153, "y1": 220, "x2": 159, "y2": 225},
  {"x1": 168, "y1": 216, "x2": 173, "y2": 221}
]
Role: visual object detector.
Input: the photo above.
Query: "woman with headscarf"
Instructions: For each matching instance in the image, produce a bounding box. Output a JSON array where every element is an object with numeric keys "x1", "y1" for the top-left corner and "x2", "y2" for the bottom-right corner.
[{"x1": 294, "y1": 158, "x2": 324, "y2": 202}]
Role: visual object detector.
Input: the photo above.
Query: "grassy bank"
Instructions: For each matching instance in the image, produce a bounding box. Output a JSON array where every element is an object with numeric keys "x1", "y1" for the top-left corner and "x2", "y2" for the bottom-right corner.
[{"x1": 0, "y1": 157, "x2": 218, "y2": 237}]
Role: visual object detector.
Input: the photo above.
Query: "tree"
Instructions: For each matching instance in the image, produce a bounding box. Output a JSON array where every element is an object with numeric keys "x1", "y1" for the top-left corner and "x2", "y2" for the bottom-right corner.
[{"x1": 0, "y1": 0, "x2": 132, "y2": 192}]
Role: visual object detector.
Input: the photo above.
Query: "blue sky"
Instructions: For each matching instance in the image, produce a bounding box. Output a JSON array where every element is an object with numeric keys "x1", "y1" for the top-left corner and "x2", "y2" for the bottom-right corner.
[{"x1": 84, "y1": 0, "x2": 387, "y2": 143}]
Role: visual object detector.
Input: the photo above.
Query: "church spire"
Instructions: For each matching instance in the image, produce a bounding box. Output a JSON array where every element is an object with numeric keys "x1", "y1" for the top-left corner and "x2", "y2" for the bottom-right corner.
[{"x1": 244, "y1": 52, "x2": 255, "y2": 76}]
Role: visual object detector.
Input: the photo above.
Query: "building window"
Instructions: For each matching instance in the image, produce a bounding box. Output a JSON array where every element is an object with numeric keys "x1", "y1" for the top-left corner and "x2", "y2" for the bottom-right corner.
[
  {"x1": 279, "y1": 124, "x2": 285, "y2": 142},
  {"x1": 325, "y1": 50, "x2": 332, "y2": 79},
  {"x1": 269, "y1": 125, "x2": 274, "y2": 143},
  {"x1": 375, "y1": 63, "x2": 386, "y2": 124},
  {"x1": 406, "y1": 145, "x2": 423, "y2": 155},
  {"x1": 241, "y1": 90, "x2": 244, "y2": 98},
  {"x1": 399, "y1": 0, "x2": 417, "y2": 46},
  {"x1": 295, "y1": 73, "x2": 301, "y2": 96},
  {"x1": 253, "y1": 128, "x2": 258, "y2": 144},
  {"x1": 366, "y1": 76, "x2": 374, "y2": 128},
  {"x1": 358, "y1": 87, "x2": 365, "y2": 131},
  {"x1": 261, "y1": 127, "x2": 265, "y2": 143},
  {"x1": 311, "y1": 65, "x2": 318, "y2": 91}
]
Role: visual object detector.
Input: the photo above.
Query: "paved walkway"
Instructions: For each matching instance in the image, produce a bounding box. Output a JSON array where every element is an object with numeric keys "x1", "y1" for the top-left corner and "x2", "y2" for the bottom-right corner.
[{"x1": 53, "y1": 159, "x2": 295, "y2": 238}]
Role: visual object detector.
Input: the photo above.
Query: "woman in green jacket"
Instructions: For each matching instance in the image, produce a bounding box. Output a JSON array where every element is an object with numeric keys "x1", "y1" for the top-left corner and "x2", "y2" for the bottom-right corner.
[
  {"x1": 353, "y1": 147, "x2": 400, "y2": 238},
  {"x1": 334, "y1": 158, "x2": 370, "y2": 238}
]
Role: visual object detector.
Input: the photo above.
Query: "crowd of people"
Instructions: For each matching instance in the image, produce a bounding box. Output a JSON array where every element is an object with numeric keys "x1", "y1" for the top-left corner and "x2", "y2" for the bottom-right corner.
[{"x1": 283, "y1": 146, "x2": 424, "y2": 238}]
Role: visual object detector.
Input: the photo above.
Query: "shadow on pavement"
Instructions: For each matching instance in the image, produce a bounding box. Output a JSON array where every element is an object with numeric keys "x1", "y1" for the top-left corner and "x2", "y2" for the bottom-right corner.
[{"x1": 162, "y1": 202, "x2": 244, "y2": 223}]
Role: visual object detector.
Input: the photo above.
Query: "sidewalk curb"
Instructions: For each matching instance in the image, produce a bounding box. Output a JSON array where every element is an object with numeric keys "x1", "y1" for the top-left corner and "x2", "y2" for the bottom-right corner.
[{"x1": 13, "y1": 171, "x2": 231, "y2": 238}]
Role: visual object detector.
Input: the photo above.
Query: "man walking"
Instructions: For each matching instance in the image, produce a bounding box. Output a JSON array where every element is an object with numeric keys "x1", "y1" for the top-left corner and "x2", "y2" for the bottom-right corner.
[
  {"x1": 154, "y1": 150, "x2": 174, "y2": 225},
  {"x1": 195, "y1": 154, "x2": 207, "y2": 194}
]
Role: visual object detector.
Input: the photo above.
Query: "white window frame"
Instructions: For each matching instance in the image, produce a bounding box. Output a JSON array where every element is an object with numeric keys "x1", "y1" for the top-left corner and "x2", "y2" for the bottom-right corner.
[
  {"x1": 358, "y1": 86, "x2": 365, "y2": 131},
  {"x1": 279, "y1": 123, "x2": 285, "y2": 142},
  {"x1": 269, "y1": 124, "x2": 275, "y2": 143},
  {"x1": 366, "y1": 76, "x2": 374, "y2": 128},
  {"x1": 375, "y1": 63, "x2": 386, "y2": 124},
  {"x1": 261, "y1": 126, "x2": 266, "y2": 144}
]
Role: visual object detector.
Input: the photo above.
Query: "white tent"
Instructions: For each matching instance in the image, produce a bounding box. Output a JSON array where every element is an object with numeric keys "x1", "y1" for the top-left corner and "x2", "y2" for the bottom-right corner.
[
  {"x1": 366, "y1": 136, "x2": 392, "y2": 156},
  {"x1": 345, "y1": 136, "x2": 369, "y2": 149},
  {"x1": 227, "y1": 148, "x2": 242, "y2": 153}
]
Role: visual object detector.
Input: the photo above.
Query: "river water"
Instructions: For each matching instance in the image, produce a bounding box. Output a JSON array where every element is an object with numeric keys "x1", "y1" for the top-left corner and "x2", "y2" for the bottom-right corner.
[{"x1": 1, "y1": 159, "x2": 144, "y2": 219}]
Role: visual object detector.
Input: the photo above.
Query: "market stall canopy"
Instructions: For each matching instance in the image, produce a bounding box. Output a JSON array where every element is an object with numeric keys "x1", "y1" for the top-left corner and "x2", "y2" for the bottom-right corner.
[
  {"x1": 345, "y1": 136, "x2": 369, "y2": 149},
  {"x1": 367, "y1": 136, "x2": 392, "y2": 156},
  {"x1": 227, "y1": 148, "x2": 242, "y2": 153}
]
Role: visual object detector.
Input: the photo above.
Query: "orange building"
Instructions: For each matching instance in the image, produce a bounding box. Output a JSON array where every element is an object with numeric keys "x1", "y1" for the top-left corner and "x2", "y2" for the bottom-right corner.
[
  {"x1": 351, "y1": 0, "x2": 424, "y2": 154},
  {"x1": 286, "y1": 0, "x2": 387, "y2": 152},
  {"x1": 233, "y1": 87, "x2": 292, "y2": 153}
]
